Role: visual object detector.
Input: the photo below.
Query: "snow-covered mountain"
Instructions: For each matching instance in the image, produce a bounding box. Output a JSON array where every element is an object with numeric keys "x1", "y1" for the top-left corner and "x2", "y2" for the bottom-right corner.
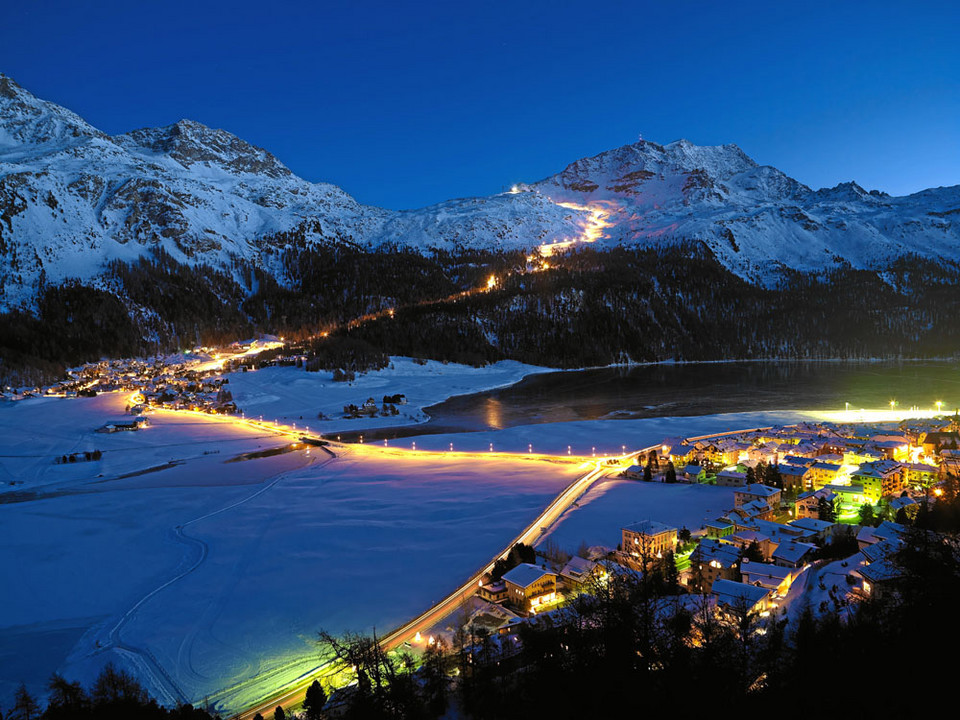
[
  {"x1": 1, "y1": 72, "x2": 958, "y2": 311},
  {"x1": 525, "y1": 138, "x2": 960, "y2": 283}
]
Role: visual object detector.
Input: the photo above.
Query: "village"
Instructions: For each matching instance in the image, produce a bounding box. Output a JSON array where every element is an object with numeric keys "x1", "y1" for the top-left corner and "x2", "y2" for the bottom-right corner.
[
  {"x1": 0, "y1": 339, "x2": 293, "y2": 417},
  {"x1": 451, "y1": 413, "x2": 960, "y2": 660}
]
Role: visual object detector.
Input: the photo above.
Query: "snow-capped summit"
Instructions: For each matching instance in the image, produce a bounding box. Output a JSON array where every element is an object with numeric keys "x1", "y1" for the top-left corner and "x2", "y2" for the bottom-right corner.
[
  {"x1": 527, "y1": 134, "x2": 959, "y2": 283},
  {"x1": 0, "y1": 74, "x2": 958, "y2": 310},
  {"x1": 0, "y1": 74, "x2": 108, "y2": 150},
  {"x1": 119, "y1": 119, "x2": 293, "y2": 179}
]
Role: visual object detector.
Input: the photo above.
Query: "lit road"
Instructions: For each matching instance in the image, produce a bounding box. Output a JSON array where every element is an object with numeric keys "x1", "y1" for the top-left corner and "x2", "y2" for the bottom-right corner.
[
  {"x1": 109, "y1": 344, "x2": 653, "y2": 718},
  {"x1": 228, "y1": 450, "x2": 640, "y2": 719}
]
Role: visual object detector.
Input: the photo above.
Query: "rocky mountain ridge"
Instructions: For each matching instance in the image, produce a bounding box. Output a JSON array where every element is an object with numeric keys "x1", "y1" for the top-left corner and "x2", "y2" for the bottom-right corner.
[{"x1": 1, "y1": 72, "x2": 958, "y2": 313}]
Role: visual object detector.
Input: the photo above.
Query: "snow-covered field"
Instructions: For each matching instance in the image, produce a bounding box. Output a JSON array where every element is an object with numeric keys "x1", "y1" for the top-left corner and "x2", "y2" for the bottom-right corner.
[
  {"x1": 0, "y1": 385, "x2": 580, "y2": 714},
  {"x1": 538, "y1": 479, "x2": 738, "y2": 552},
  {"x1": 226, "y1": 357, "x2": 549, "y2": 434},
  {"x1": 0, "y1": 357, "x2": 842, "y2": 714},
  {"x1": 401, "y1": 410, "x2": 823, "y2": 457}
]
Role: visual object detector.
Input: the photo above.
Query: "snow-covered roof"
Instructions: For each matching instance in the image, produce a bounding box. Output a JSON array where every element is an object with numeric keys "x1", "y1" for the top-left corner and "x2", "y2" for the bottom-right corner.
[
  {"x1": 693, "y1": 539, "x2": 741, "y2": 567},
  {"x1": 623, "y1": 519, "x2": 676, "y2": 536},
  {"x1": 772, "y1": 541, "x2": 816, "y2": 564},
  {"x1": 502, "y1": 563, "x2": 556, "y2": 589},
  {"x1": 788, "y1": 518, "x2": 833, "y2": 533},
  {"x1": 740, "y1": 561, "x2": 793, "y2": 582},
  {"x1": 738, "y1": 483, "x2": 780, "y2": 497},
  {"x1": 560, "y1": 556, "x2": 599, "y2": 581},
  {"x1": 712, "y1": 579, "x2": 772, "y2": 610}
]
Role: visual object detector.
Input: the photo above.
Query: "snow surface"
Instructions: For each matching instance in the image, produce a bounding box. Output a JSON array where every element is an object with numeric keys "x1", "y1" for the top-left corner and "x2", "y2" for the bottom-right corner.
[
  {"x1": 3, "y1": 73, "x2": 959, "y2": 308},
  {"x1": 538, "y1": 480, "x2": 738, "y2": 552},
  {"x1": 225, "y1": 356, "x2": 550, "y2": 434},
  {"x1": 397, "y1": 409, "x2": 823, "y2": 457},
  {"x1": 0, "y1": 386, "x2": 580, "y2": 714},
  {"x1": 0, "y1": 354, "x2": 862, "y2": 713}
]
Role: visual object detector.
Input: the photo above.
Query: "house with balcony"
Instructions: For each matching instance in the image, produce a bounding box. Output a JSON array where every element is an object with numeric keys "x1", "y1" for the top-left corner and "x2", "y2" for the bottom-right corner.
[
  {"x1": 622, "y1": 520, "x2": 678, "y2": 566},
  {"x1": 735, "y1": 484, "x2": 781, "y2": 512},
  {"x1": 502, "y1": 564, "x2": 559, "y2": 613},
  {"x1": 689, "y1": 538, "x2": 741, "y2": 592}
]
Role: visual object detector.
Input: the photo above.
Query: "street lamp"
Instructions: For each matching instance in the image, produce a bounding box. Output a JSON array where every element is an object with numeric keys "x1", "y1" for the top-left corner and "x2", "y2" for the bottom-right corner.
[{"x1": 936, "y1": 401, "x2": 943, "y2": 413}]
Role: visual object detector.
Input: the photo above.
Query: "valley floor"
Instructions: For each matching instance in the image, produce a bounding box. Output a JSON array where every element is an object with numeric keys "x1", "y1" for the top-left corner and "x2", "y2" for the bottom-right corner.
[{"x1": 0, "y1": 357, "x2": 862, "y2": 715}]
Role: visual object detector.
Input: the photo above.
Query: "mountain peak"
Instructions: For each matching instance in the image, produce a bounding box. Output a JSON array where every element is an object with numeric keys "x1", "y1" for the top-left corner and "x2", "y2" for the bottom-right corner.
[
  {"x1": 119, "y1": 119, "x2": 292, "y2": 178},
  {"x1": 0, "y1": 73, "x2": 107, "y2": 148},
  {"x1": 0, "y1": 73, "x2": 23, "y2": 100}
]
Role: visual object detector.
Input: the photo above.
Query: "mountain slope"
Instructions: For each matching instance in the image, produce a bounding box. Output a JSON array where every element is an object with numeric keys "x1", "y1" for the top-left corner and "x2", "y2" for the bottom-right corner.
[
  {"x1": 526, "y1": 138, "x2": 960, "y2": 283},
  {"x1": 1, "y1": 72, "x2": 958, "y2": 315}
]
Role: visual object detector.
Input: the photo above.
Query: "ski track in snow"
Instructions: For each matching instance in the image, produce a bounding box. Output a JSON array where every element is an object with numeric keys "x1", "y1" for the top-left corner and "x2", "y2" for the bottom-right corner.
[{"x1": 95, "y1": 452, "x2": 331, "y2": 705}]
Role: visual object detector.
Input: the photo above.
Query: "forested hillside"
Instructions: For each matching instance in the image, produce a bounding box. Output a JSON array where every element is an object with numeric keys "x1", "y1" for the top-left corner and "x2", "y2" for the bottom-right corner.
[{"x1": 3, "y1": 240, "x2": 959, "y2": 386}]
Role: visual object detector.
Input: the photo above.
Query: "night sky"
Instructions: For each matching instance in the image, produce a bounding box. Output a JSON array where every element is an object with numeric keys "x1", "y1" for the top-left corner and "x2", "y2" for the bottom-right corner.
[{"x1": 2, "y1": 0, "x2": 957, "y2": 209}]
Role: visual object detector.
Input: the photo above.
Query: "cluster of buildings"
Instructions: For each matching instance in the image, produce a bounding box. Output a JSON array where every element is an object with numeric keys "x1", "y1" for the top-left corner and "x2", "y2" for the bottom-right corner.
[
  {"x1": 477, "y1": 555, "x2": 607, "y2": 616},
  {"x1": 10, "y1": 353, "x2": 239, "y2": 415},
  {"x1": 483, "y1": 417, "x2": 959, "y2": 623},
  {"x1": 653, "y1": 419, "x2": 955, "y2": 517}
]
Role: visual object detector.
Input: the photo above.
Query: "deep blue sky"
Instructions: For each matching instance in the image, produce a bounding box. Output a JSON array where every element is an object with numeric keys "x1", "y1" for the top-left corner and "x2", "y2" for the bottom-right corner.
[{"x1": 2, "y1": 1, "x2": 957, "y2": 209}]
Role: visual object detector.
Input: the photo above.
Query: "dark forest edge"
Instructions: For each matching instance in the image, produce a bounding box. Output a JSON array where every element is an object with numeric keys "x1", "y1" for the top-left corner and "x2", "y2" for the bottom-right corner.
[{"x1": 3, "y1": 239, "x2": 960, "y2": 386}]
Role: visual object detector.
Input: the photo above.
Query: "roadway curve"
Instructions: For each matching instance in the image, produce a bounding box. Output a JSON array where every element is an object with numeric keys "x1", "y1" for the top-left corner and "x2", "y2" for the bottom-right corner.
[{"x1": 232, "y1": 450, "x2": 648, "y2": 719}]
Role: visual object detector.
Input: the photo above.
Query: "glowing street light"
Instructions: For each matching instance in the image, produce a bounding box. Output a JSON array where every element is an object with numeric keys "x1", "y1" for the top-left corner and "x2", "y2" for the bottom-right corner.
[
  {"x1": 412, "y1": 441, "x2": 416, "y2": 451},
  {"x1": 489, "y1": 443, "x2": 494, "y2": 452},
  {"x1": 449, "y1": 442, "x2": 454, "y2": 452},
  {"x1": 936, "y1": 401, "x2": 944, "y2": 413},
  {"x1": 567, "y1": 445, "x2": 571, "y2": 455},
  {"x1": 528, "y1": 443, "x2": 532, "y2": 453}
]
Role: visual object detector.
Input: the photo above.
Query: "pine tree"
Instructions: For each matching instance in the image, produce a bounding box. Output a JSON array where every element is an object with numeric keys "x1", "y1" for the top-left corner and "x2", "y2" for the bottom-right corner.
[
  {"x1": 303, "y1": 680, "x2": 326, "y2": 720},
  {"x1": 9, "y1": 684, "x2": 40, "y2": 720},
  {"x1": 665, "y1": 462, "x2": 677, "y2": 483}
]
